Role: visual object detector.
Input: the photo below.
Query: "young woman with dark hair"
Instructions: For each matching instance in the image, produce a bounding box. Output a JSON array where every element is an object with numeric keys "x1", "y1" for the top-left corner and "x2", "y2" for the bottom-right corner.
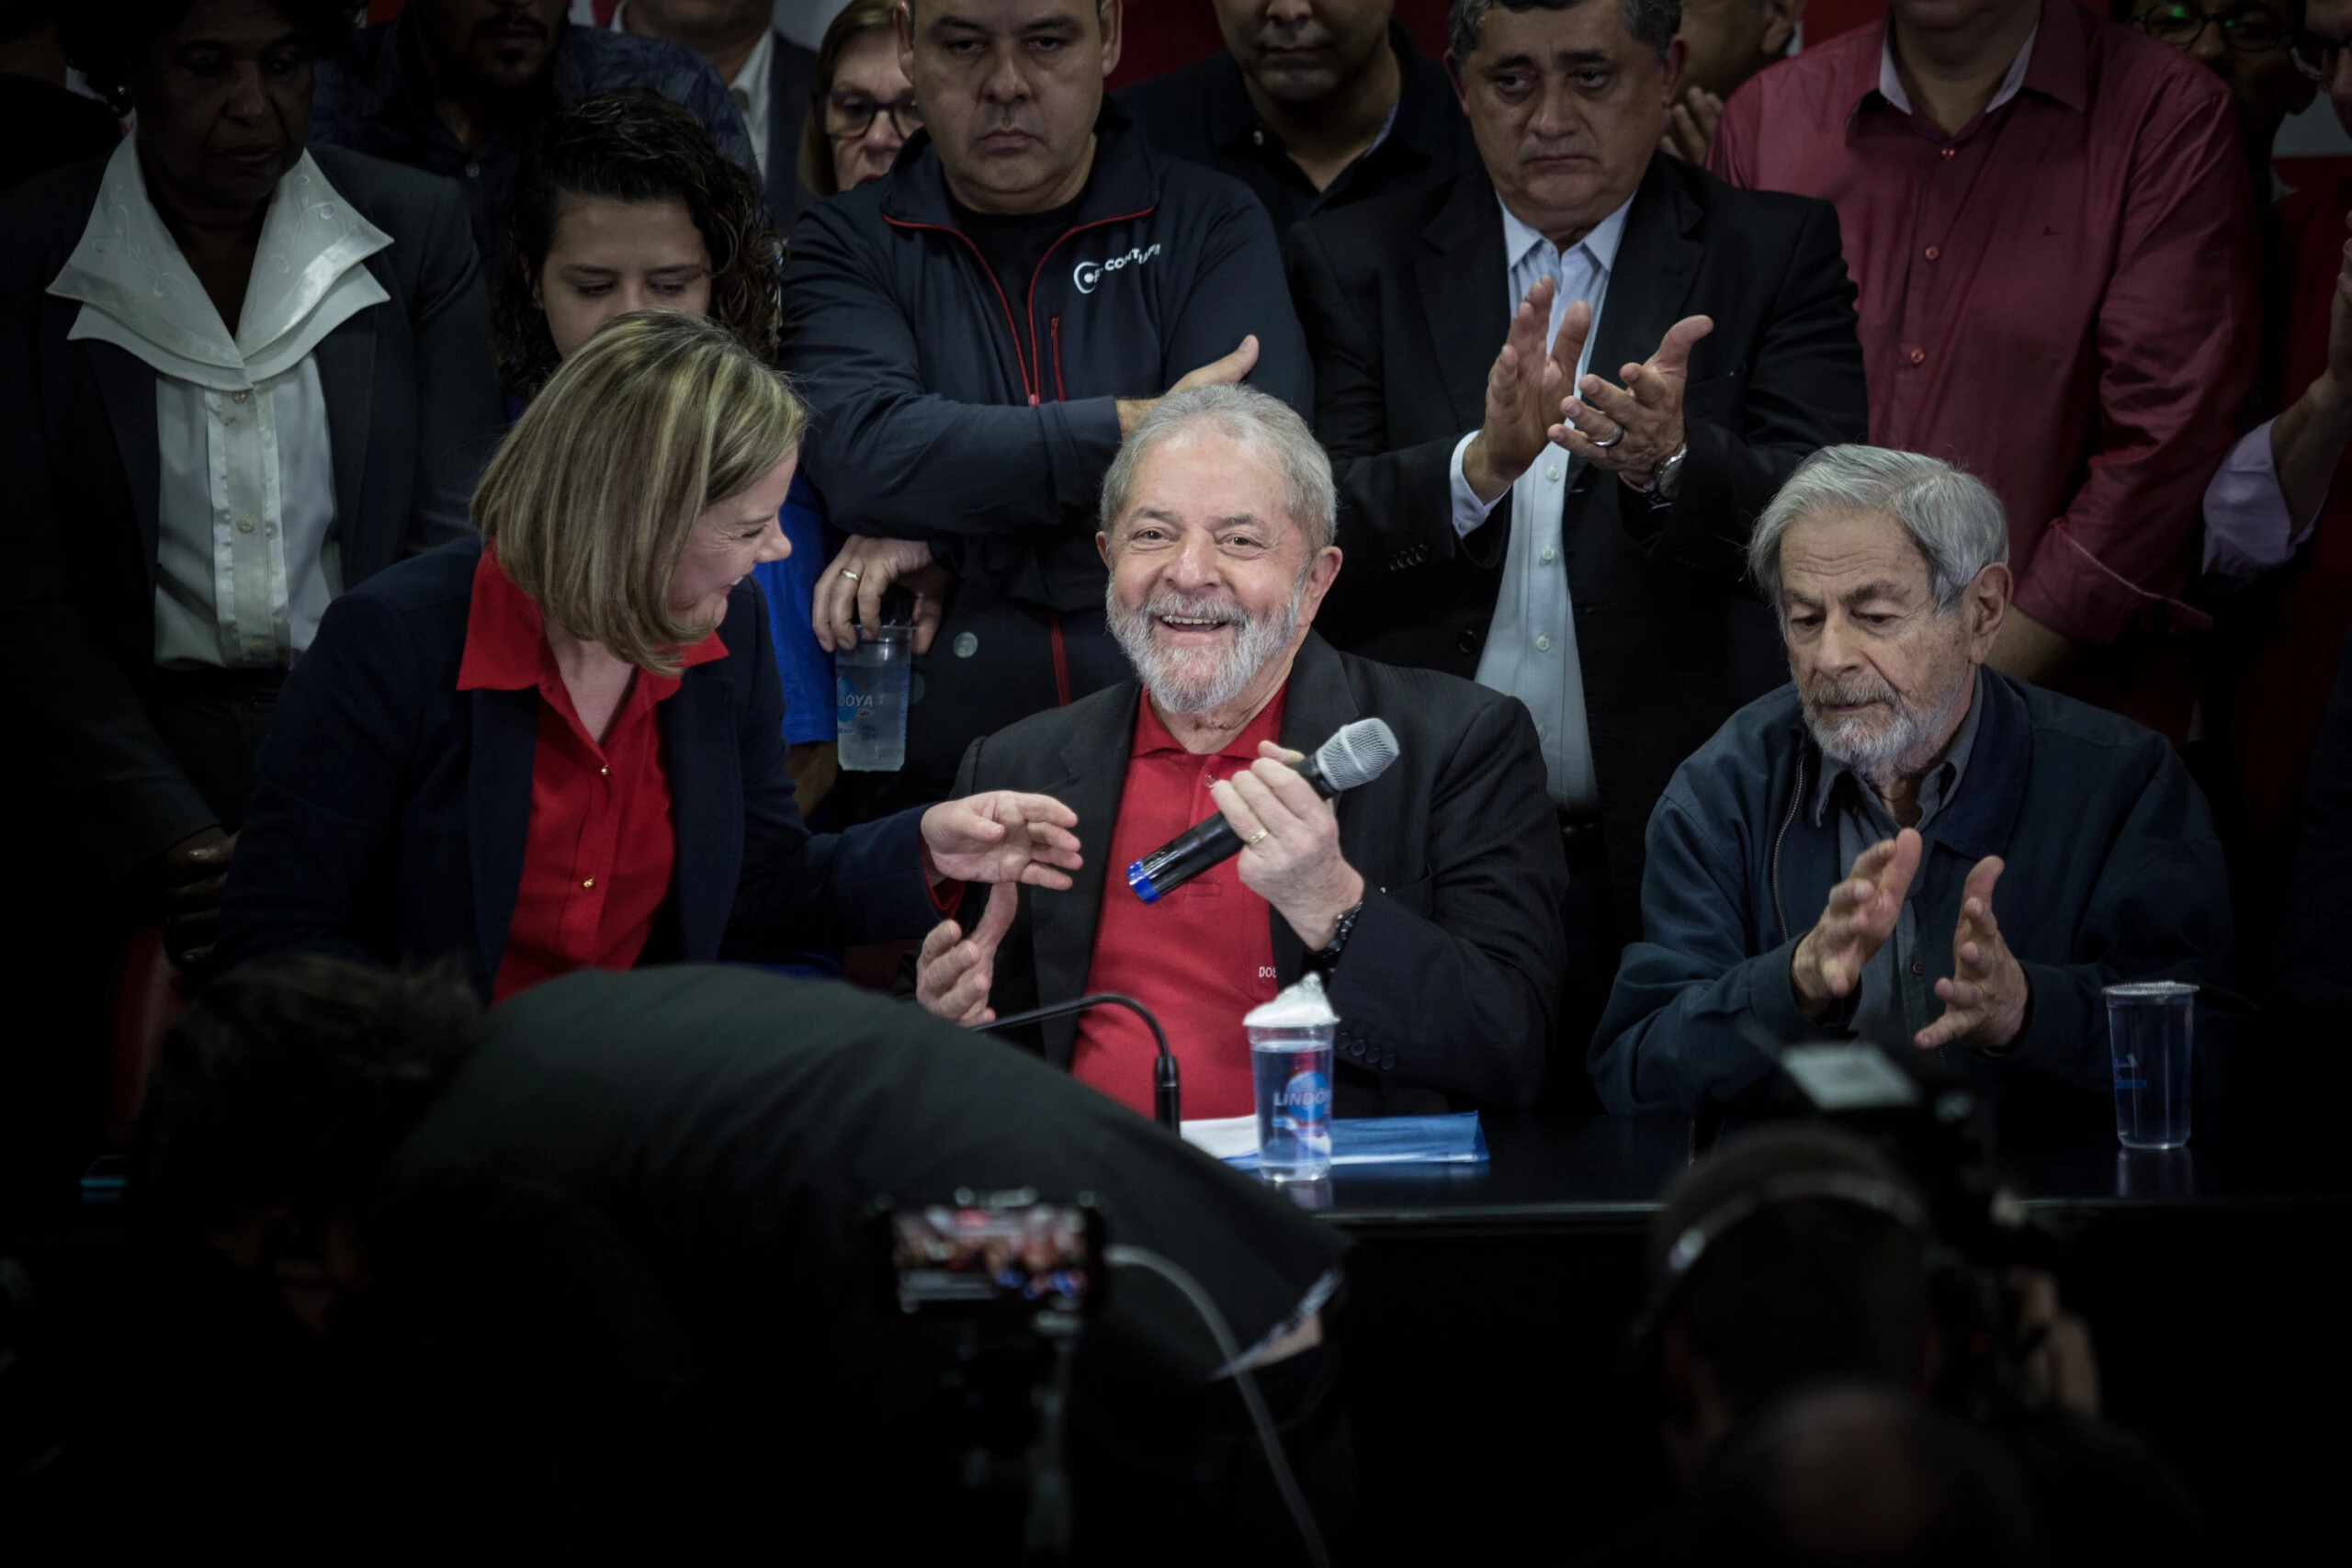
[{"x1": 491, "y1": 90, "x2": 845, "y2": 813}]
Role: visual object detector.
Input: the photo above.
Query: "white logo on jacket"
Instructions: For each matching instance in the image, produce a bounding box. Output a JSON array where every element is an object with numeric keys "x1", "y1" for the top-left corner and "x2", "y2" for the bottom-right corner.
[{"x1": 1073, "y1": 243, "x2": 1161, "y2": 294}]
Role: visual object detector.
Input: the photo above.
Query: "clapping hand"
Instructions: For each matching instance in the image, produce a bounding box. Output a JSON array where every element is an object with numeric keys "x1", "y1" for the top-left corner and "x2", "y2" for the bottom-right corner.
[
  {"x1": 1549, "y1": 314, "x2": 1713, "y2": 491},
  {"x1": 918, "y1": 791, "x2": 1083, "y2": 889},
  {"x1": 1914, "y1": 856, "x2": 2030, "y2": 1052},
  {"x1": 1791, "y1": 829, "x2": 1921, "y2": 1020},
  {"x1": 1461, "y1": 278, "x2": 1589, "y2": 503}
]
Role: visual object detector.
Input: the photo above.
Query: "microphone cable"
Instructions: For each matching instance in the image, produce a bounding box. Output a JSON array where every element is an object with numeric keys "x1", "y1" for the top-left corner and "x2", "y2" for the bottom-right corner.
[{"x1": 1104, "y1": 1244, "x2": 1329, "y2": 1568}]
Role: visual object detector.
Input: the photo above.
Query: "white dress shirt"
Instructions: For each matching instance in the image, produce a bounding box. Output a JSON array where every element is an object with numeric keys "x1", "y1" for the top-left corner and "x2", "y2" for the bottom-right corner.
[
  {"x1": 613, "y1": 3, "x2": 778, "y2": 180},
  {"x1": 48, "y1": 141, "x2": 390, "y2": 671},
  {"x1": 2202, "y1": 420, "x2": 2321, "y2": 592},
  {"x1": 1444, "y1": 194, "x2": 1633, "y2": 812}
]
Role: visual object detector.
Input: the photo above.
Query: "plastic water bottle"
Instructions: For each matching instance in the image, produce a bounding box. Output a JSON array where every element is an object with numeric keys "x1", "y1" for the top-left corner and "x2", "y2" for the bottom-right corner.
[
  {"x1": 1247, "y1": 976, "x2": 1337, "y2": 1180},
  {"x1": 836, "y1": 624, "x2": 910, "y2": 772}
]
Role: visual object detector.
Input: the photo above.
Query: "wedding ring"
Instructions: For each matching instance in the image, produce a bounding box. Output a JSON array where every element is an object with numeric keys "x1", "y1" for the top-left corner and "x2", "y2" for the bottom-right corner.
[
  {"x1": 840, "y1": 568, "x2": 862, "y2": 582},
  {"x1": 1245, "y1": 829, "x2": 1271, "y2": 848},
  {"x1": 1591, "y1": 420, "x2": 1626, "y2": 450}
]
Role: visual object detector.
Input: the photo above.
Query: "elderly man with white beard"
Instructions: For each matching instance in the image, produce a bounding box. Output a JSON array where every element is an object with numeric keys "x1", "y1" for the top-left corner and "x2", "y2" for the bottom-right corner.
[
  {"x1": 1591, "y1": 446, "x2": 2237, "y2": 1116},
  {"x1": 914, "y1": 384, "x2": 1569, "y2": 1117}
]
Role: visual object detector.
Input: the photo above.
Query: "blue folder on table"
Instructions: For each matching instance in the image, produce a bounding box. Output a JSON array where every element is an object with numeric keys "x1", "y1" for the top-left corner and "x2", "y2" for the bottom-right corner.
[{"x1": 1223, "y1": 1112, "x2": 1488, "y2": 1171}]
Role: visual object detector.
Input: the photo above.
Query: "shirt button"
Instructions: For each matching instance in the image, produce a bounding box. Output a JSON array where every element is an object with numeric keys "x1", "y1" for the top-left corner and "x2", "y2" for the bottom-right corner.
[
  {"x1": 1911, "y1": 959, "x2": 1926, "y2": 976},
  {"x1": 1250, "y1": 129, "x2": 1265, "y2": 146},
  {"x1": 1908, "y1": 348, "x2": 1927, "y2": 366},
  {"x1": 1540, "y1": 546, "x2": 1557, "y2": 564},
  {"x1": 1939, "y1": 146, "x2": 1957, "y2": 160},
  {"x1": 464, "y1": 161, "x2": 481, "y2": 178},
  {"x1": 1924, "y1": 246, "x2": 1940, "y2": 261},
  {"x1": 582, "y1": 877, "x2": 595, "y2": 889},
  {"x1": 599, "y1": 765, "x2": 610, "y2": 777},
  {"x1": 235, "y1": 516, "x2": 255, "y2": 533},
  {"x1": 232, "y1": 389, "x2": 250, "y2": 404},
  {"x1": 1535, "y1": 635, "x2": 1552, "y2": 652},
  {"x1": 1546, "y1": 464, "x2": 1561, "y2": 481}
]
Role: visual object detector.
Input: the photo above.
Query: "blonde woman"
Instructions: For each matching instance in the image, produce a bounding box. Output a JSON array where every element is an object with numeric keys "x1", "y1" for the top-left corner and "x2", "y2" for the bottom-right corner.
[{"x1": 217, "y1": 310, "x2": 1080, "y2": 1000}]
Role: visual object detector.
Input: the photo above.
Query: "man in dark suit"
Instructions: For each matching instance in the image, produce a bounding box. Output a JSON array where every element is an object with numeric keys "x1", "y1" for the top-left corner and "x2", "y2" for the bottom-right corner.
[
  {"x1": 1118, "y1": 0, "x2": 1482, "y2": 243},
  {"x1": 1285, "y1": 0, "x2": 1866, "y2": 981},
  {"x1": 916, "y1": 385, "x2": 1567, "y2": 1116},
  {"x1": 608, "y1": 0, "x2": 823, "y2": 231}
]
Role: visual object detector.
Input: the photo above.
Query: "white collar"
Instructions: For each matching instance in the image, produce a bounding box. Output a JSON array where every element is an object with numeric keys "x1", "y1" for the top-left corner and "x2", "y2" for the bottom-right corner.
[
  {"x1": 1878, "y1": 23, "x2": 2038, "y2": 118},
  {"x1": 49, "y1": 138, "x2": 390, "y2": 390},
  {"x1": 1498, "y1": 187, "x2": 1634, "y2": 277}
]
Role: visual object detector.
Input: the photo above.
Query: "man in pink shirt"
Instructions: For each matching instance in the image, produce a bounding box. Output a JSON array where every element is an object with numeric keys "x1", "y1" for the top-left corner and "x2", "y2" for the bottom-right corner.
[{"x1": 1710, "y1": 0, "x2": 2260, "y2": 736}]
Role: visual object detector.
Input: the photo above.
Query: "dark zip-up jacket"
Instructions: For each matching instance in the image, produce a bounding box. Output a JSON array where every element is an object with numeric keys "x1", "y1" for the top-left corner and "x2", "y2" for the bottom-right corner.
[
  {"x1": 780, "y1": 103, "x2": 1310, "y2": 804},
  {"x1": 1592, "y1": 669, "x2": 2237, "y2": 1114}
]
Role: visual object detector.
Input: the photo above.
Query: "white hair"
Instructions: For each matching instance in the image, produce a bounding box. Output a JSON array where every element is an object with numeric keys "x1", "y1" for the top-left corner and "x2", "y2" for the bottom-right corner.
[
  {"x1": 1099, "y1": 384, "x2": 1336, "y2": 554},
  {"x1": 1748, "y1": 446, "x2": 2009, "y2": 614}
]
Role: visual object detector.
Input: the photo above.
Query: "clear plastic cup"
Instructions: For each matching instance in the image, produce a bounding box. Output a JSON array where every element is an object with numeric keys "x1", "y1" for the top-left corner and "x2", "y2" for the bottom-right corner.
[
  {"x1": 2105, "y1": 981, "x2": 2196, "y2": 1150},
  {"x1": 835, "y1": 624, "x2": 910, "y2": 772},
  {"x1": 1247, "y1": 976, "x2": 1337, "y2": 1181}
]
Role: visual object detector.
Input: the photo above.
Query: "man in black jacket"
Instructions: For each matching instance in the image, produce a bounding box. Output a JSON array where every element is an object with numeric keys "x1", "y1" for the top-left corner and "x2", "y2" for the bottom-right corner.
[
  {"x1": 130, "y1": 956, "x2": 1349, "y2": 1561},
  {"x1": 915, "y1": 387, "x2": 1568, "y2": 1116},
  {"x1": 1119, "y1": 1, "x2": 1481, "y2": 242},
  {"x1": 1592, "y1": 447, "x2": 2237, "y2": 1115},
  {"x1": 1285, "y1": 0, "x2": 1867, "y2": 973},
  {"x1": 782, "y1": 0, "x2": 1312, "y2": 813}
]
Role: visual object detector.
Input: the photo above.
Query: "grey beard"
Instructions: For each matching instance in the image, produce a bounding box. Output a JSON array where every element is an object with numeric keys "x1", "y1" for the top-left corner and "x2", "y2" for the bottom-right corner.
[
  {"x1": 1802, "y1": 669, "x2": 1971, "y2": 787},
  {"x1": 1107, "y1": 578, "x2": 1304, "y2": 714}
]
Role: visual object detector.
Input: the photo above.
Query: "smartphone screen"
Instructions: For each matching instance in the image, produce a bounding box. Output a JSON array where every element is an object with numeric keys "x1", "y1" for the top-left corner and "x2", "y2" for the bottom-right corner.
[{"x1": 880, "y1": 1197, "x2": 1102, "y2": 1316}]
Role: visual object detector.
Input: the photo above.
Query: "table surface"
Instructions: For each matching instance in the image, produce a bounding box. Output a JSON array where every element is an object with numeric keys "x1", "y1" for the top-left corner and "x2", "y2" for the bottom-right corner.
[{"x1": 1297, "y1": 1104, "x2": 2352, "y2": 1234}]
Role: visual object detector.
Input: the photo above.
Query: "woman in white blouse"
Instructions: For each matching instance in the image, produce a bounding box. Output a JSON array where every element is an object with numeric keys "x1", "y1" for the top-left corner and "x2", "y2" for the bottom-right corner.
[{"x1": 1, "y1": 0, "x2": 502, "y2": 990}]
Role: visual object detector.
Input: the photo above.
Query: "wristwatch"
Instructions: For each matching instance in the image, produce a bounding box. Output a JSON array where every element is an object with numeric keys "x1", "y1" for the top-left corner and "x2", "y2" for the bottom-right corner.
[
  {"x1": 1647, "y1": 442, "x2": 1690, "y2": 504},
  {"x1": 1308, "y1": 898, "x2": 1366, "y2": 971}
]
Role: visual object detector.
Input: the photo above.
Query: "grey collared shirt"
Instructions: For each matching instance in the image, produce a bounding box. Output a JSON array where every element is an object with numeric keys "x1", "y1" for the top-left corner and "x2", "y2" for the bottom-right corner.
[{"x1": 1812, "y1": 673, "x2": 1984, "y2": 1043}]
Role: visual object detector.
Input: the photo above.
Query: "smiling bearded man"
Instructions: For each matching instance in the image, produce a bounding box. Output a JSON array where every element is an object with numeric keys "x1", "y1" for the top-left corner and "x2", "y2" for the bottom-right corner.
[
  {"x1": 1590, "y1": 445, "x2": 2239, "y2": 1117},
  {"x1": 914, "y1": 384, "x2": 1571, "y2": 1119}
]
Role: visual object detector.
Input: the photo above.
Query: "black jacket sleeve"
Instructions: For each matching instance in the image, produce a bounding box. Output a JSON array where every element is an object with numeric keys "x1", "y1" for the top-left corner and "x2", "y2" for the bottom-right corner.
[
  {"x1": 1631, "y1": 197, "x2": 1868, "y2": 579},
  {"x1": 1328, "y1": 695, "x2": 1568, "y2": 1111},
  {"x1": 1286, "y1": 219, "x2": 1489, "y2": 578},
  {"x1": 403, "y1": 174, "x2": 502, "y2": 552},
  {"x1": 215, "y1": 588, "x2": 424, "y2": 973},
  {"x1": 2272, "y1": 631, "x2": 2352, "y2": 1026},
  {"x1": 782, "y1": 201, "x2": 1125, "y2": 545}
]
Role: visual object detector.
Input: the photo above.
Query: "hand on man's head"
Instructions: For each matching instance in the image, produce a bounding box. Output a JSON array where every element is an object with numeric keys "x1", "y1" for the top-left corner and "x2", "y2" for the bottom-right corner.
[{"x1": 1790, "y1": 828, "x2": 1920, "y2": 1021}]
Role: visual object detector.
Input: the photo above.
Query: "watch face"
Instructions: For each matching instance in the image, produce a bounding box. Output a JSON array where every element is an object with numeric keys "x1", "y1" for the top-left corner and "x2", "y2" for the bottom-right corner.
[{"x1": 1656, "y1": 450, "x2": 1687, "y2": 500}]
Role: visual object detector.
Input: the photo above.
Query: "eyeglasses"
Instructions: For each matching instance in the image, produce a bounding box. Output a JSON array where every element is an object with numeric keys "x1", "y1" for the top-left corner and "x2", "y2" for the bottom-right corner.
[
  {"x1": 2131, "y1": 4, "x2": 2291, "y2": 52},
  {"x1": 821, "y1": 91, "x2": 922, "y2": 140}
]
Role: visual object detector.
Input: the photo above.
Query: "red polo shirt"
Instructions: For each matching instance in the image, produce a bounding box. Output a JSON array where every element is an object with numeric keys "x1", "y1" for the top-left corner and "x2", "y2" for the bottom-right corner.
[
  {"x1": 456, "y1": 547, "x2": 729, "y2": 1003},
  {"x1": 1071, "y1": 690, "x2": 1287, "y2": 1120},
  {"x1": 1710, "y1": 0, "x2": 2257, "y2": 671}
]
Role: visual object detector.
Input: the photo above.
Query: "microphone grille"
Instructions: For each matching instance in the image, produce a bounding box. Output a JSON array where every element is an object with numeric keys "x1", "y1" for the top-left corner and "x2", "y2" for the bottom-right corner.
[{"x1": 1315, "y1": 718, "x2": 1401, "y2": 793}]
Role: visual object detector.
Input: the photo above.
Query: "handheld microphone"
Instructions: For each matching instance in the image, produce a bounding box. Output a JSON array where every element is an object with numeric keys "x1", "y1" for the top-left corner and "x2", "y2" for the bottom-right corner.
[{"x1": 1125, "y1": 718, "x2": 1400, "y2": 904}]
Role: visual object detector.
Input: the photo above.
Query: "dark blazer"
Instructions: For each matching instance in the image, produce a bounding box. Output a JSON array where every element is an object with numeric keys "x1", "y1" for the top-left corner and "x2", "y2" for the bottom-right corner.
[
  {"x1": 1593, "y1": 671, "x2": 2237, "y2": 1114},
  {"x1": 1286, "y1": 153, "x2": 1870, "y2": 937},
  {"x1": 216, "y1": 536, "x2": 940, "y2": 998},
  {"x1": 948, "y1": 633, "x2": 1569, "y2": 1114},
  {"x1": 762, "y1": 29, "x2": 821, "y2": 236},
  {"x1": 0, "y1": 145, "x2": 503, "y2": 883}
]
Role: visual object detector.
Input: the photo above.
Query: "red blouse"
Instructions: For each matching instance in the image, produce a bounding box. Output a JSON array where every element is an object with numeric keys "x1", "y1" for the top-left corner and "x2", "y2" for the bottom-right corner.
[{"x1": 455, "y1": 547, "x2": 729, "y2": 1003}]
